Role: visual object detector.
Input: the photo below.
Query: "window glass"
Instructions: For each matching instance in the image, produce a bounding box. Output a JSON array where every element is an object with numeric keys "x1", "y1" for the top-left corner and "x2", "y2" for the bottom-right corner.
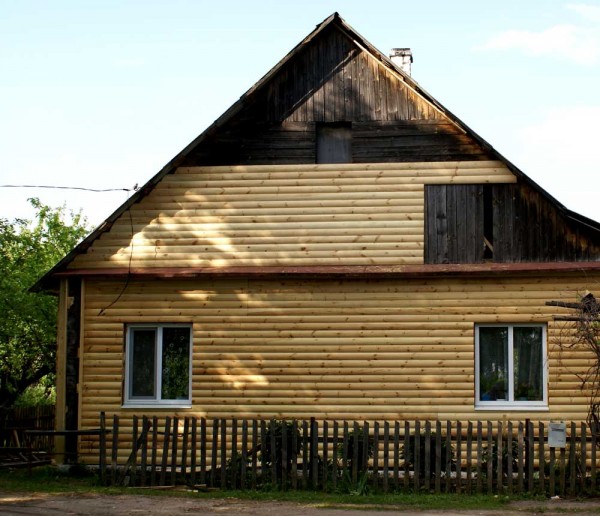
[
  {"x1": 478, "y1": 327, "x2": 508, "y2": 402},
  {"x1": 130, "y1": 328, "x2": 156, "y2": 398},
  {"x1": 161, "y1": 327, "x2": 191, "y2": 400},
  {"x1": 513, "y1": 326, "x2": 543, "y2": 401}
]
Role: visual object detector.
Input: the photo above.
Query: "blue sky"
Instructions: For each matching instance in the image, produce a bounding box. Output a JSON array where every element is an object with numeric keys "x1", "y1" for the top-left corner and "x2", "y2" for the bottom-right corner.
[{"x1": 2, "y1": 0, "x2": 600, "y2": 227}]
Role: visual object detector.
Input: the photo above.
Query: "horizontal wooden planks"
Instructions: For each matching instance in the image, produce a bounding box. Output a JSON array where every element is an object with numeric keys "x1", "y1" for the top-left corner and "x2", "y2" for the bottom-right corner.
[
  {"x1": 69, "y1": 161, "x2": 514, "y2": 270},
  {"x1": 79, "y1": 273, "x2": 598, "y2": 443}
]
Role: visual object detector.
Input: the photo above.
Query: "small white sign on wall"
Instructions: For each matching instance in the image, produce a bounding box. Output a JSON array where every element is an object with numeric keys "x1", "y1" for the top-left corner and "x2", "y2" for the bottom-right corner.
[{"x1": 548, "y1": 422, "x2": 567, "y2": 448}]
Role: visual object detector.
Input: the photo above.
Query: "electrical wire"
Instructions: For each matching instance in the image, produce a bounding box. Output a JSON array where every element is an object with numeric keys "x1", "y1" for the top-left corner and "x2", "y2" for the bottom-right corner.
[{"x1": 0, "y1": 184, "x2": 138, "y2": 192}]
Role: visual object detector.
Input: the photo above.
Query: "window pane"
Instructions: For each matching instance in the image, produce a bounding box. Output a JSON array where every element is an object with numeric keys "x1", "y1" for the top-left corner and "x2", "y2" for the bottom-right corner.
[
  {"x1": 479, "y1": 327, "x2": 508, "y2": 401},
  {"x1": 161, "y1": 327, "x2": 190, "y2": 400},
  {"x1": 514, "y1": 327, "x2": 543, "y2": 401},
  {"x1": 131, "y1": 329, "x2": 156, "y2": 398}
]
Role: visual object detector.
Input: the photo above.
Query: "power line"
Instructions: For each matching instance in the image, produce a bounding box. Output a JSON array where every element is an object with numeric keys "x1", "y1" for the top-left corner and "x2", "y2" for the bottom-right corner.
[{"x1": 0, "y1": 184, "x2": 138, "y2": 193}]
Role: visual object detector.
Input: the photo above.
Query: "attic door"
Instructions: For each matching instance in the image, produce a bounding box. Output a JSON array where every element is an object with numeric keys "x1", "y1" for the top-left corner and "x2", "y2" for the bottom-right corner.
[
  {"x1": 425, "y1": 184, "x2": 486, "y2": 263},
  {"x1": 316, "y1": 123, "x2": 352, "y2": 163}
]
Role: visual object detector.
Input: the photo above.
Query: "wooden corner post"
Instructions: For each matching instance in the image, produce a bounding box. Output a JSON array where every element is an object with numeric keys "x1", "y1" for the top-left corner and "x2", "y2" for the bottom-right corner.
[{"x1": 54, "y1": 278, "x2": 69, "y2": 464}]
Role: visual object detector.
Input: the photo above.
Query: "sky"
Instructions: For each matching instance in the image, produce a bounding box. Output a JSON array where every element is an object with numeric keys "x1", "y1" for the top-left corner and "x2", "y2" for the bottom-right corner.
[{"x1": 1, "y1": 0, "x2": 600, "y2": 229}]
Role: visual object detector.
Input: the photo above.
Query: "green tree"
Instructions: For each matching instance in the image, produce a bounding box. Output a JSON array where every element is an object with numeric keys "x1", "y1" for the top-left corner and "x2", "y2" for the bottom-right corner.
[{"x1": 0, "y1": 198, "x2": 88, "y2": 408}]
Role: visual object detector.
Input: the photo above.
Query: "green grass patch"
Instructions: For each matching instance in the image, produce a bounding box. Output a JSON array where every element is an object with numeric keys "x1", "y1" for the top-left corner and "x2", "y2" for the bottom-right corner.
[{"x1": 0, "y1": 466, "x2": 555, "y2": 512}]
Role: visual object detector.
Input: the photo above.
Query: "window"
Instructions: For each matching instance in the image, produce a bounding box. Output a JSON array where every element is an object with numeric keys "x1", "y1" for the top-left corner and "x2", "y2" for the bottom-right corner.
[
  {"x1": 475, "y1": 324, "x2": 547, "y2": 409},
  {"x1": 124, "y1": 324, "x2": 192, "y2": 407}
]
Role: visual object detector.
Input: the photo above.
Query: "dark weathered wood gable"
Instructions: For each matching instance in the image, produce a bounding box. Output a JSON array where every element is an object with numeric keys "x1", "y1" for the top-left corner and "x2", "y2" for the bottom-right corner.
[
  {"x1": 183, "y1": 22, "x2": 491, "y2": 166},
  {"x1": 425, "y1": 182, "x2": 600, "y2": 264}
]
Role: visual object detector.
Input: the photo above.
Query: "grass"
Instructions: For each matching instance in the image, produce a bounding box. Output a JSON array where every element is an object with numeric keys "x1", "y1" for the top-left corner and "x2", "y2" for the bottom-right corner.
[{"x1": 0, "y1": 466, "x2": 576, "y2": 512}]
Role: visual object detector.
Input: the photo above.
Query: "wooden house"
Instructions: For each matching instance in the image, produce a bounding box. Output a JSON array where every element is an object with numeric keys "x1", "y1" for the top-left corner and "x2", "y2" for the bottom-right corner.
[{"x1": 36, "y1": 13, "x2": 600, "y2": 462}]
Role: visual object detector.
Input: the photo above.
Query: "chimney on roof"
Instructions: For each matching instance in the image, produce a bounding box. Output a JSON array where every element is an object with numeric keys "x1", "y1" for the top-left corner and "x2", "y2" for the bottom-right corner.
[{"x1": 389, "y1": 48, "x2": 413, "y2": 75}]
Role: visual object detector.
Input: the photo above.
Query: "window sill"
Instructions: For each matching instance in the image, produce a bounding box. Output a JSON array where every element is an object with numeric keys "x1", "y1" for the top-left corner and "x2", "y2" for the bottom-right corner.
[
  {"x1": 122, "y1": 402, "x2": 192, "y2": 410},
  {"x1": 475, "y1": 404, "x2": 549, "y2": 412}
]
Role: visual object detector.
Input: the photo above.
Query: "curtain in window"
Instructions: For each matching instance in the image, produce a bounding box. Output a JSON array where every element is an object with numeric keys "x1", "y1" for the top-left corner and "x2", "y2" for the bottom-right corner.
[{"x1": 479, "y1": 327, "x2": 508, "y2": 401}]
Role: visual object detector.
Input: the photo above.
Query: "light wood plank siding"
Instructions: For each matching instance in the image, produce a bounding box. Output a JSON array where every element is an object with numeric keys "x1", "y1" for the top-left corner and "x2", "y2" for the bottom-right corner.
[
  {"x1": 69, "y1": 161, "x2": 514, "y2": 270},
  {"x1": 80, "y1": 273, "x2": 597, "y2": 436}
]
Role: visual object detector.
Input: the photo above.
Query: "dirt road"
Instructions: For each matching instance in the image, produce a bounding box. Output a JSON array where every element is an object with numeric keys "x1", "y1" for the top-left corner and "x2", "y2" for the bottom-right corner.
[{"x1": 2, "y1": 491, "x2": 600, "y2": 515}]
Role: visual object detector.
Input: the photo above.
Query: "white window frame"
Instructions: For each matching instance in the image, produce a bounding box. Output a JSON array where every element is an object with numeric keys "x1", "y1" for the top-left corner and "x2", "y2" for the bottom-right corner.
[
  {"x1": 475, "y1": 323, "x2": 548, "y2": 411},
  {"x1": 123, "y1": 323, "x2": 192, "y2": 408}
]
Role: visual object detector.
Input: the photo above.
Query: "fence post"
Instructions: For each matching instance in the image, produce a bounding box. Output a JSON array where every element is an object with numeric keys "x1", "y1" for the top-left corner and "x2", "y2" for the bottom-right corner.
[{"x1": 99, "y1": 412, "x2": 106, "y2": 486}]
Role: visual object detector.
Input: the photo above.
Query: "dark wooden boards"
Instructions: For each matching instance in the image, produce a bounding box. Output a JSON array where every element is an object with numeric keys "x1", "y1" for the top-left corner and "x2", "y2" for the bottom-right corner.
[{"x1": 426, "y1": 182, "x2": 600, "y2": 264}]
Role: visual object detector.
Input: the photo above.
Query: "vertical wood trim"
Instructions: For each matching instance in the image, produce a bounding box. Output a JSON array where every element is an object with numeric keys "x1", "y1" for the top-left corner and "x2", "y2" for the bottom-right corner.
[
  {"x1": 54, "y1": 278, "x2": 68, "y2": 463},
  {"x1": 77, "y1": 278, "x2": 85, "y2": 435}
]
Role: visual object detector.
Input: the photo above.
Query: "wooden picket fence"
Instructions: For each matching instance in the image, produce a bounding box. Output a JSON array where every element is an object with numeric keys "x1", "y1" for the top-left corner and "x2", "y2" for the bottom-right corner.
[
  {"x1": 97, "y1": 414, "x2": 600, "y2": 495},
  {"x1": 0, "y1": 405, "x2": 55, "y2": 449}
]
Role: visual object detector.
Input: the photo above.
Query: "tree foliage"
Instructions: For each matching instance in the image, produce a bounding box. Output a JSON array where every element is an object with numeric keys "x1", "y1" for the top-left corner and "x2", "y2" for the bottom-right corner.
[{"x1": 0, "y1": 198, "x2": 88, "y2": 407}]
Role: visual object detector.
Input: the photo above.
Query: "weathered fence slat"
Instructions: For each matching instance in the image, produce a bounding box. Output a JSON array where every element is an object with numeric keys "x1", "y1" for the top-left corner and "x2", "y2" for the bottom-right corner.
[
  {"x1": 538, "y1": 422, "x2": 545, "y2": 495},
  {"x1": 456, "y1": 420, "x2": 462, "y2": 495},
  {"x1": 181, "y1": 417, "x2": 189, "y2": 485},
  {"x1": 445, "y1": 421, "x2": 452, "y2": 494},
  {"x1": 231, "y1": 418, "x2": 238, "y2": 489},
  {"x1": 383, "y1": 421, "x2": 389, "y2": 493},
  {"x1": 424, "y1": 420, "x2": 431, "y2": 492},
  {"x1": 569, "y1": 422, "x2": 577, "y2": 496},
  {"x1": 506, "y1": 421, "x2": 513, "y2": 495},
  {"x1": 466, "y1": 421, "x2": 473, "y2": 495},
  {"x1": 434, "y1": 420, "x2": 441, "y2": 492},
  {"x1": 372, "y1": 421, "x2": 379, "y2": 491},
  {"x1": 190, "y1": 417, "x2": 197, "y2": 487},
  {"x1": 111, "y1": 415, "x2": 119, "y2": 487},
  {"x1": 476, "y1": 421, "x2": 482, "y2": 494},
  {"x1": 241, "y1": 419, "x2": 248, "y2": 490},
  {"x1": 210, "y1": 419, "x2": 218, "y2": 488},
  {"x1": 160, "y1": 417, "x2": 171, "y2": 486}
]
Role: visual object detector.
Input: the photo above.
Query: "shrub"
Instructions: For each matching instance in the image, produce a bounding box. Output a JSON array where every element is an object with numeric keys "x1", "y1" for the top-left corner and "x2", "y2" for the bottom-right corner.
[{"x1": 401, "y1": 431, "x2": 453, "y2": 479}]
